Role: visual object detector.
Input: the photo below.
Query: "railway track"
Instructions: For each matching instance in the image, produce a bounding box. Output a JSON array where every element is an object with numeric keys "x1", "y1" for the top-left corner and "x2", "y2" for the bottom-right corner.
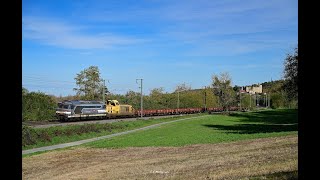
[{"x1": 23, "y1": 114, "x2": 199, "y2": 129}]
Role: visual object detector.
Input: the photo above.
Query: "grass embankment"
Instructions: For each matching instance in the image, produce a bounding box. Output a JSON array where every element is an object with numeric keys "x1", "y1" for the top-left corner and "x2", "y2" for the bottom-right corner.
[
  {"x1": 22, "y1": 114, "x2": 203, "y2": 150},
  {"x1": 85, "y1": 109, "x2": 298, "y2": 148}
]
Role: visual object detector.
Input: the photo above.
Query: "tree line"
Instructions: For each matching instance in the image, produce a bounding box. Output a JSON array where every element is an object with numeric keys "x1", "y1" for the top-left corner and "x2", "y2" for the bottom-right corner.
[{"x1": 22, "y1": 46, "x2": 298, "y2": 121}]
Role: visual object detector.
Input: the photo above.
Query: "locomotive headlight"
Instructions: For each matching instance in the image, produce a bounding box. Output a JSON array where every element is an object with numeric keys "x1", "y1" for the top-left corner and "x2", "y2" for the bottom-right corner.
[
  {"x1": 56, "y1": 111, "x2": 71, "y2": 115},
  {"x1": 97, "y1": 109, "x2": 106, "y2": 113}
]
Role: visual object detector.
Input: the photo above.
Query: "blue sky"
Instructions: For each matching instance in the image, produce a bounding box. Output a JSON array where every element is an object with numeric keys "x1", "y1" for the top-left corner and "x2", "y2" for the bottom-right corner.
[{"x1": 22, "y1": 0, "x2": 297, "y2": 96}]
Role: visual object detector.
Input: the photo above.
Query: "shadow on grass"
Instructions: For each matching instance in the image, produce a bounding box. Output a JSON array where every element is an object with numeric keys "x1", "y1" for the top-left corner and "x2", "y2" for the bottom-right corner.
[
  {"x1": 229, "y1": 109, "x2": 298, "y2": 124},
  {"x1": 204, "y1": 109, "x2": 298, "y2": 134},
  {"x1": 203, "y1": 124, "x2": 297, "y2": 134}
]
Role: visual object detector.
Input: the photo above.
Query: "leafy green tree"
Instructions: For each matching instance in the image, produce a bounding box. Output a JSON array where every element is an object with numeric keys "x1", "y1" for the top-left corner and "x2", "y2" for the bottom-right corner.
[
  {"x1": 283, "y1": 46, "x2": 298, "y2": 105},
  {"x1": 211, "y1": 72, "x2": 236, "y2": 111},
  {"x1": 261, "y1": 80, "x2": 284, "y2": 94},
  {"x1": 22, "y1": 87, "x2": 29, "y2": 95},
  {"x1": 73, "y1": 66, "x2": 107, "y2": 100},
  {"x1": 233, "y1": 85, "x2": 241, "y2": 92},
  {"x1": 149, "y1": 87, "x2": 166, "y2": 109},
  {"x1": 270, "y1": 91, "x2": 286, "y2": 108},
  {"x1": 22, "y1": 88, "x2": 57, "y2": 121},
  {"x1": 240, "y1": 93, "x2": 251, "y2": 109},
  {"x1": 124, "y1": 90, "x2": 140, "y2": 109},
  {"x1": 163, "y1": 92, "x2": 177, "y2": 109},
  {"x1": 181, "y1": 90, "x2": 202, "y2": 108},
  {"x1": 174, "y1": 83, "x2": 192, "y2": 108},
  {"x1": 204, "y1": 88, "x2": 219, "y2": 108}
]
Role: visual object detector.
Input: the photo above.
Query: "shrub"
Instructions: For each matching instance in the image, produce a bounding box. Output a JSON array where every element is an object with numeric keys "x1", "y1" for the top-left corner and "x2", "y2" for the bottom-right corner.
[
  {"x1": 22, "y1": 89, "x2": 57, "y2": 121},
  {"x1": 22, "y1": 125, "x2": 38, "y2": 146}
]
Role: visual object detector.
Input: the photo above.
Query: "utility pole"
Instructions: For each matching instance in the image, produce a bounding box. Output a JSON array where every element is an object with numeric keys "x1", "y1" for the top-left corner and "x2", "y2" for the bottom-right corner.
[
  {"x1": 136, "y1": 79, "x2": 143, "y2": 118},
  {"x1": 102, "y1": 79, "x2": 110, "y2": 104},
  {"x1": 204, "y1": 86, "x2": 207, "y2": 111},
  {"x1": 177, "y1": 91, "x2": 180, "y2": 109}
]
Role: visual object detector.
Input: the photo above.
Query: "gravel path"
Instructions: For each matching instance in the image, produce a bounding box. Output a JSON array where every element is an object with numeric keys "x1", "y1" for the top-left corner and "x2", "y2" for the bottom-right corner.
[{"x1": 22, "y1": 115, "x2": 209, "y2": 155}]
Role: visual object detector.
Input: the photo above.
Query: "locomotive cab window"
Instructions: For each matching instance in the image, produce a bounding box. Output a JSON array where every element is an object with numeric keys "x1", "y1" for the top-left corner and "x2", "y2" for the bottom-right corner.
[{"x1": 63, "y1": 105, "x2": 70, "y2": 109}]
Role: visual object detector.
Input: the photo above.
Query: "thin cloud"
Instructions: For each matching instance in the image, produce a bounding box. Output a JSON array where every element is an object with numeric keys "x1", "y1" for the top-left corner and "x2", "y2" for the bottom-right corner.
[
  {"x1": 32, "y1": 0, "x2": 296, "y2": 54},
  {"x1": 22, "y1": 16, "x2": 144, "y2": 49},
  {"x1": 184, "y1": 40, "x2": 279, "y2": 56},
  {"x1": 157, "y1": 0, "x2": 296, "y2": 55}
]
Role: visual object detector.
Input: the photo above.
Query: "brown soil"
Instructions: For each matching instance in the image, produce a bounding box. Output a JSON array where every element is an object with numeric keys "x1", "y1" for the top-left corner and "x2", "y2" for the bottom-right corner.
[{"x1": 22, "y1": 135, "x2": 297, "y2": 180}]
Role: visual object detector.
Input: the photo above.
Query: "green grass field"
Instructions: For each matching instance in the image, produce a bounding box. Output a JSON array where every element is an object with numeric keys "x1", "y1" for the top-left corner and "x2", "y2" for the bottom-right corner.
[
  {"x1": 85, "y1": 109, "x2": 298, "y2": 148},
  {"x1": 22, "y1": 114, "x2": 203, "y2": 150}
]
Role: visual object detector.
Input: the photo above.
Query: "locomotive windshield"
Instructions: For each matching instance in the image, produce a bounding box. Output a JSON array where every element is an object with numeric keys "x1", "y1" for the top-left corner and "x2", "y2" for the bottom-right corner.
[
  {"x1": 57, "y1": 103, "x2": 71, "y2": 109},
  {"x1": 63, "y1": 105, "x2": 70, "y2": 109}
]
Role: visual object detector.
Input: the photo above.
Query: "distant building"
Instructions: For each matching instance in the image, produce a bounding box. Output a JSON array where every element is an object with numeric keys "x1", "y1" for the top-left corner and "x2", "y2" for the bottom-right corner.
[{"x1": 245, "y1": 84, "x2": 262, "y2": 94}]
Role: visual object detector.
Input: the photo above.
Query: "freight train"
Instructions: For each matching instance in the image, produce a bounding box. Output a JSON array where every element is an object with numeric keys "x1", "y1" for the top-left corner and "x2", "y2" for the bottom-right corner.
[
  {"x1": 56, "y1": 99, "x2": 239, "y2": 121},
  {"x1": 56, "y1": 100, "x2": 136, "y2": 121}
]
